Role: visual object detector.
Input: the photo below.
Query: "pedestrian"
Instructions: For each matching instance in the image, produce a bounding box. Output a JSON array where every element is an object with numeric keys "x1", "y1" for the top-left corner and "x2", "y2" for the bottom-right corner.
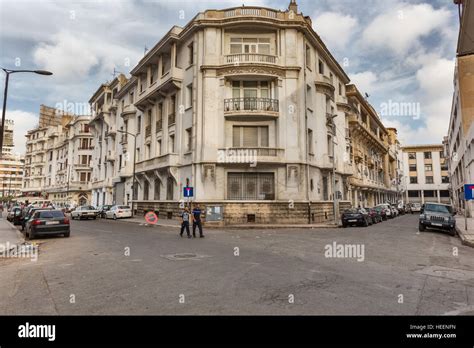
[
  {"x1": 192, "y1": 204, "x2": 204, "y2": 238},
  {"x1": 180, "y1": 207, "x2": 191, "y2": 238}
]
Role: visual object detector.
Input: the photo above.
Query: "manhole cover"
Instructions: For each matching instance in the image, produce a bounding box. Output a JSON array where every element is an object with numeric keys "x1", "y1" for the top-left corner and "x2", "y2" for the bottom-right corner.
[
  {"x1": 416, "y1": 266, "x2": 474, "y2": 281},
  {"x1": 161, "y1": 253, "x2": 210, "y2": 261}
]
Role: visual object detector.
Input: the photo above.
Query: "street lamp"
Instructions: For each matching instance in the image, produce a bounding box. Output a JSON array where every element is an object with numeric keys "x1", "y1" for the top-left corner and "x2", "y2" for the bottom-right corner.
[
  {"x1": 1, "y1": 68, "x2": 53, "y2": 157},
  {"x1": 117, "y1": 129, "x2": 137, "y2": 216}
]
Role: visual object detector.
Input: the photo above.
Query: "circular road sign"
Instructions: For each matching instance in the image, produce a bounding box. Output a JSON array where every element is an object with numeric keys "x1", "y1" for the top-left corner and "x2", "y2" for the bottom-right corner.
[{"x1": 145, "y1": 211, "x2": 158, "y2": 225}]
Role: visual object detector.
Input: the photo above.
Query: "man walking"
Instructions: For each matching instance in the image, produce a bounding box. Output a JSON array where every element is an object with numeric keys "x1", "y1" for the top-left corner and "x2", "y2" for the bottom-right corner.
[
  {"x1": 180, "y1": 207, "x2": 191, "y2": 238},
  {"x1": 192, "y1": 204, "x2": 204, "y2": 238}
]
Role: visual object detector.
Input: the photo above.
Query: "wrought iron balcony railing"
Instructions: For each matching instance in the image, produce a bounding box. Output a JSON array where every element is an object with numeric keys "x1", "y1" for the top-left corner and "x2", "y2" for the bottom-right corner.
[
  {"x1": 225, "y1": 54, "x2": 277, "y2": 64},
  {"x1": 224, "y1": 98, "x2": 279, "y2": 113}
]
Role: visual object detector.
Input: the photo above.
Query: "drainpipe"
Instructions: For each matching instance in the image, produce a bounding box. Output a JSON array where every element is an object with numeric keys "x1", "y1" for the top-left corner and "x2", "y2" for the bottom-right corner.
[{"x1": 303, "y1": 41, "x2": 311, "y2": 224}]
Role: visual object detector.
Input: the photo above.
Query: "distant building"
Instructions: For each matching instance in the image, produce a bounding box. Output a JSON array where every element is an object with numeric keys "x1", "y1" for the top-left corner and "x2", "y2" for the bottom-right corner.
[
  {"x1": 0, "y1": 119, "x2": 24, "y2": 198},
  {"x1": 447, "y1": 0, "x2": 474, "y2": 215},
  {"x1": 402, "y1": 144, "x2": 450, "y2": 204}
]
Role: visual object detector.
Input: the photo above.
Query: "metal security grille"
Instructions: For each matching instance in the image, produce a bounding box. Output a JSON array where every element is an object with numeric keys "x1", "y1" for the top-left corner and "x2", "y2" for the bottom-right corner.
[{"x1": 227, "y1": 173, "x2": 275, "y2": 200}]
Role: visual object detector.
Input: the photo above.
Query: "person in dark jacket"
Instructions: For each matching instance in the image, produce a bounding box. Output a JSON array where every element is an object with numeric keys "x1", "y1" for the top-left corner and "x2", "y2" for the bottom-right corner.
[
  {"x1": 180, "y1": 208, "x2": 191, "y2": 238},
  {"x1": 192, "y1": 205, "x2": 204, "y2": 238}
]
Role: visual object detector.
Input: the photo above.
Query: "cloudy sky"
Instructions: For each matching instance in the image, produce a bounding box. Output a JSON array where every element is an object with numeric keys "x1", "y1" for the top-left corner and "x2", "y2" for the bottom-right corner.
[{"x1": 0, "y1": 0, "x2": 459, "y2": 154}]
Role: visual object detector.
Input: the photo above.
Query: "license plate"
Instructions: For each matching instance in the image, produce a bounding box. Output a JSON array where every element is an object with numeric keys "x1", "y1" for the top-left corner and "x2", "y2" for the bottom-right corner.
[
  {"x1": 432, "y1": 223, "x2": 442, "y2": 227},
  {"x1": 46, "y1": 221, "x2": 59, "y2": 225},
  {"x1": 348, "y1": 219, "x2": 357, "y2": 222}
]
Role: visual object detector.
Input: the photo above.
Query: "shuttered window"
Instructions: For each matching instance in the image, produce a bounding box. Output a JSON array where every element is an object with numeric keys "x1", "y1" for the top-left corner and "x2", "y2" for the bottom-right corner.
[
  {"x1": 227, "y1": 173, "x2": 275, "y2": 200},
  {"x1": 232, "y1": 126, "x2": 269, "y2": 147}
]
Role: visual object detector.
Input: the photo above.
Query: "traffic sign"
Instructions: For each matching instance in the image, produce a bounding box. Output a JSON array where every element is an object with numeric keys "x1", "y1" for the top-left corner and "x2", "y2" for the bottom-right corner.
[
  {"x1": 184, "y1": 186, "x2": 194, "y2": 198},
  {"x1": 464, "y1": 184, "x2": 474, "y2": 200},
  {"x1": 144, "y1": 211, "x2": 158, "y2": 224}
]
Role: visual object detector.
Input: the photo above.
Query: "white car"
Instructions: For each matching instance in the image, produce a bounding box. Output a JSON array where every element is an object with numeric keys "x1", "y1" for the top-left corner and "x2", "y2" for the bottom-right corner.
[
  {"x1": 71, "y1": 205, "x2": 99, "y2": 220},
  {"x1": 410, "y1": 203, "x2": 421, "y2": 214},
  {"x1": 106, "y1": 205, "x2": 132, "y2": 220}
]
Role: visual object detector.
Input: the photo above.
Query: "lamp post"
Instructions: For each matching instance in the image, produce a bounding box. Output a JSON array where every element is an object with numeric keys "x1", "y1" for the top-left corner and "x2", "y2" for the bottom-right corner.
[
  {"x1": 117, "y1": 129, "x2": 137, "y2": 216},
  {"x1": 1, "y1": 68, "x2": 52, "y2": 157}
]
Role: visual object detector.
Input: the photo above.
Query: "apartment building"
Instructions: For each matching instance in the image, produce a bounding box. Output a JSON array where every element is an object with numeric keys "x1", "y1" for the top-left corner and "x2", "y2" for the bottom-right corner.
[
  {"x1": 89, "y1": 74, "x2": 136, "y2": 207},
  {"x1": 447, "y1": 0, "x2": 474, "y2": 215},
  {"x1": 402, "y1": 144, "x2": 450, "y2": 204},
  {"x1": 22, "y1": 106, "x2": 93, "y2": 206},
  {"x1": 0, "y1": 119, "x2": 24, "y2": 198},
  {"x1": 87, "y1": 1, "x2": 400, "y2": 224},
  {"x1": 345, "y1": 85, "x2": 400, "y2": 207}
]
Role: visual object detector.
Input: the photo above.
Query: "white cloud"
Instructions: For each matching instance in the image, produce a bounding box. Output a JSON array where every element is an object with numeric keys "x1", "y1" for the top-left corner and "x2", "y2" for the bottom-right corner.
[
  {"x1": 349, "y1": 71, "x2": 377, "y2": 95},
  {"x1": 313, "y1": 12, "x2": 358, "y2": 50},
  {"x1": 362, "y1": 3, "x2": 451, "y2": 54},
  {"x1": 4, "y1": 110, "x2": 39, "y2": 155}
]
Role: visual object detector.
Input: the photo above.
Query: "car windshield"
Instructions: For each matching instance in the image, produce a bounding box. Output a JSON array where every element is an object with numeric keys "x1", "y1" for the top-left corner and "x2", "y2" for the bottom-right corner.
[
  {"x1": 344, "y1": 209, "x2": 359, "y2": 214},
  {"x1": 118, "y1": 206, "x2": 130, "y2": 209},
  {"x1": 36, "y1": 211, "x2": 64, "y2": 218},
  {"x1": 424, "y1": 204, "x2": 452, "y2": 214}
]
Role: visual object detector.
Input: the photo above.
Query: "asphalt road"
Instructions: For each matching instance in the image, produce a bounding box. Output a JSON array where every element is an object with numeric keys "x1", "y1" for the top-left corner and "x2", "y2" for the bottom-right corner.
[{"x1": 1, "y1": 214, "x2": 474, "y2": 315}]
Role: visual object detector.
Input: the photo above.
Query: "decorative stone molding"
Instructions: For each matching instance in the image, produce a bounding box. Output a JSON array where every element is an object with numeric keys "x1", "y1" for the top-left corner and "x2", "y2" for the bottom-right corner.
[
  {"x1": 216, "y1": 65, "x2": 286, "y2": 77},
  {"x1": 202, "y1": 164, "x2": 216, "y2": 182}
]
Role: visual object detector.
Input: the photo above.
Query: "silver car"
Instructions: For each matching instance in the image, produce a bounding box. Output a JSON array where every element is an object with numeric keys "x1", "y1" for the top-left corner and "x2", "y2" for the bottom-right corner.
[{"x1": 71, "y1": 205, "x2": 99, "y2": 220}]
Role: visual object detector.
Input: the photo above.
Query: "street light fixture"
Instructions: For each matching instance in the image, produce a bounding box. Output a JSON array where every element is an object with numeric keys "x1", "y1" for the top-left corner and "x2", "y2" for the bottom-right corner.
[
  {"x1": 117, "y1": 129, "x2": 137, "y2": 216},
  {"x1": 1, "y1": 67, "x2": 53, "y2": 157}
]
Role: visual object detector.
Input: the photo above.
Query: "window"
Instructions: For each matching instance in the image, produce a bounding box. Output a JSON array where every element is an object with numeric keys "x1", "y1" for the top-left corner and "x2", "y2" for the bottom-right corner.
[
  {"x1": 425, "y1": 176, "x2": 434, "y2": 184},
  {"x1": 424, "y1": 152, "x2": 432, "y2": 159},
  {"x1": 409, "y1": 164, "x2": 417, "y2": 172},
  {"x1": 339, "y1": 83, "x2": 342, "y2": 96},
  {"x1": 305, "y1": 44, "x2": 311, "y2": 67},
  {"x1": 186, "y1": 84, "x2": 193, "y2": 109},
  {"x1": 408, "y1": 152, "x2": 416, "y2": 159},
  {"x1": 186, "y1": 128, "x2": 192, "y2": 152},
  {"x1": 157, "y1": 139, "x2": 162, "y2": 156},
  {"x1": 424, "y1": 164, "x2": 432, "y2": 172},
  {"x1": 143, "y1": 180, "x2": 149, "y2": 200},
  {"x1": 166, "y1": 177, "x2": 174, "y2": 200},
  {"x1": 227, "y1": 173, "x2": 275, "y2": 200},
  {"x1": 80, "y1": 172, "x2": 87, "y2": 182},
  {"x1": 424, "y1": 190, "x2": 435, "y2": 197},
  {"x1": 150, "y1": 65, "x2": 156, "y2": 85},
  {"x1": 154, "y1": 178, "x2": 161, "y2": 200},
  {"x1": 229, "y1": 37, "x2": 271, "y2": 55},
  {"x1": 410, "y1": 177, "x2": 418, "y2": 184},
  {"x1": 408, "y1": 190, "x2": 419, "y2": 197},
  {"x1": 308, "y1": 129, "x2": 313, "y2": 154},
  {"x1": 129, "y1": 92, "x2": 134, "y2": 104},
  {"x1": 233, "y1": 126, "x2": 269, "y2": 148},
  {"x1": 441, "y1": 163, "x2": 448, "y2": 171},
  {"x1": 318, "y1": 59, "x2": 325, "y2": 74},
  {"x1": 137, "y1": 116, "x2": 141, "y2": 134},
  {"x1": 327, "y1": 135, "x2": 333, "y2": 157},
  {"x1": 169, "y1": 95, "x2": 176, "y2": 116},
  {"x1": 439, "y1": 190, "x2": 449, "y2": 197},
  {"x1": 442, "y1": 176, "x2": 449, "y2": 183},
  {"x1": 188, "y1": 42, "x2": 194, "y2": 65},
  {"x1": 169, "y1": 134, "x2": 175, "y2": 153},
  {"x1": 136, "y1": 148, "x2": 140, "y2": 162},
  {"x1": 146, "y1": 144, "x2": 151, "y2": 159}
]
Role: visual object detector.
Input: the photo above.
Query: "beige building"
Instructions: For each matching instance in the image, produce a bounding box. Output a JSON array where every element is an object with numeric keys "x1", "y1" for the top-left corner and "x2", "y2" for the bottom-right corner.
[
  {"x1": 22, "y1": 106, "x2": 93, "y2": 206},
  {"x1": 88, "y1": 1, "x2": 400, "y2": 224},
  {"x1": 447, "y1": 0, "x2": 474, "y2": 215},
  {"x1": 0, "y1": 119, "x2": 24, "y2": 198},
  {"x1": 402, "y1": 144, "x2": 450, "y2": 204}
]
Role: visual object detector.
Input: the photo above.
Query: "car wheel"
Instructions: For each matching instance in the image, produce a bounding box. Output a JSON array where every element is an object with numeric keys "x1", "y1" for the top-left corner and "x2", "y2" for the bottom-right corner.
[
  {"x1": 448, "y1": 228, "x2": 456, "y2": 237},
  {"x1": 363, "y1": 218, "x2": 369, "y2": 227},
  {"x1": 93, "y1": 216, "x2": 97, "y2": 220},
  {"x1": 342, "y1": 223, "x2": 347, "y2": 228},
  {"x1": 113, "y1": 214, "x2": 117, "y2": 220},
  {"x1": 64, "y1": 231, "x2": 70, "y2": 238},
  {"x1": 29, "y1": 229, "x2": 35, "y2": 240},
  {"x1": 418, "y1": 223, "x2": 425, "y2": 232}
]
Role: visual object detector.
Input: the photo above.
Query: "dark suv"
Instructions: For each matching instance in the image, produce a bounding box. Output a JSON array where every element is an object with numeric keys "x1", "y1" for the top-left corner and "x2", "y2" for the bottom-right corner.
[{"x1": 419, "y1": 203, "x2": 456, "y2": 236}]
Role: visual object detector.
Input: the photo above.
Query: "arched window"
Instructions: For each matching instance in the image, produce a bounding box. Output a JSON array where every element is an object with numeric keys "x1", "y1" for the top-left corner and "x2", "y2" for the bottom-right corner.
[
  {"x1": 154, "y1": 178, "x2": 161, "y2": 200},
  {"x1": 143, "y1": 180, "x2": 149, "y2": 200},
  {"x1": 166, "y1": 177, "x2": 174, "y2": 200}
]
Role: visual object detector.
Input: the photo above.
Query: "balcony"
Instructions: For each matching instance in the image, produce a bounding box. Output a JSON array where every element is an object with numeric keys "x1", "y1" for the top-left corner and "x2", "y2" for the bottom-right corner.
[
  {"x1": 106, "y1": 150, "x2": 116, "y2": 161},
  {"x1": 136, "y1": 153, "x2": 179, "y2": 172},
  {"x1": 74, "y1": 163, "x2": 92, "y2": 170},
  {"x1": 217, "y1": 147, "x2": 285, "y2": 164},
  {"x1": 105, "y1": 125, "x2": 116, "y2": 137},
  {"x1": 168, "y1": 113, "x2": 176, "y2": 126},
  {"x1": 224, "y1": 98, "x2": 279, "y2": 119},
  {"x1": 156, "y1": 119, "x2": 163, "y2": 132},
  {"x1": 145, "y1": 125, "x2": 151, "y2": 138},
  {"x1": 224, "y1": 54, "x2": 277, "y2": 65},
  {"x1": 135, "y1": 67, "x2": 183, "y2": 109}
]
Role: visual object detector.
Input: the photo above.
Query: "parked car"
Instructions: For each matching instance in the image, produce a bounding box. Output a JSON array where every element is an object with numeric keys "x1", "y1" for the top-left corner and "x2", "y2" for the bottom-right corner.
[
  {"x1": 376, "y1": 204, "x2": 392, "y2": 219},
  {"x1": 341, "y1": 208, "x2": 371, "y2": 227},
  {"x1": 25, "y1": 209, "x2": 70, "y2": 240},
  {"x1": 7, "y1": 207, "x2": 23, "y2": 225},
  {"x1": 390, "y1": 205, "x2": 399, "y2": 217},
  {"x1": 365, "y1": 207, "x2": 382, "y2": 224},
  {"x1": 419, "y1": 203, "x2": 456, "y2": 236},
  {"x1": 397, "y1": 202, "x2": 406, "y2": 215},
  {"x1": 410, "y1": 203, "x2": 422, "y2": 214},
  {"x1": 71, "y1": 205, "x2": 99, "y2": 220},
  {"x1": 373, "y1": 205, "x2": 388, "y2": 221},
  {"x1": 98, "y1": 205, "x2": 113, "y2": 218},
  {"x1": 21, "y1": 207, "x2": 53, "y2": 231},
  {"x1": 105, "y1": 205, "x2": 132, "y2": 220}
]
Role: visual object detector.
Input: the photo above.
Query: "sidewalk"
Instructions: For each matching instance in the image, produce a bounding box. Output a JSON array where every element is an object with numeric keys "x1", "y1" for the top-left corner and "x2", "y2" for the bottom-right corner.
[
  {"x1": 455, "y1": 215, "x2": 474, "y2": 247},
  {"x1": 0, "y1": 213, "x2": 24, "y2": 247}
]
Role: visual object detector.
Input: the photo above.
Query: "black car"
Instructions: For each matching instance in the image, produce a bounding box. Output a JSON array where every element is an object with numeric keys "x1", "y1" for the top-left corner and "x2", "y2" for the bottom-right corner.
[
  {"x1": 7, "y1": 207, "x2": 22, "y2": 224},
  {"x1": 373, "y1": 205, "x2": 388, "y2": 221},
  {"x1": 21, "y1": 206, "x2": 53, "y2": 231},
  {"x1": 25, "y1": 209, "x2": 70, "y2": 240},
  {"x1": 341, "y1": 208, "x2": 371, "y2": 227},
  {"x1": 419, "y1": 203, "x2": 456, "y2": 236}
]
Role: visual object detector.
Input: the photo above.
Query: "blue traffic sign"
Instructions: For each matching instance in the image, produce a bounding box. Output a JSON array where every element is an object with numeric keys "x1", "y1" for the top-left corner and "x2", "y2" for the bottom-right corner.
[
  {"x1": 184, "y1": 186, "x2": 194, "y2": 198},
  {"x1": 465, "y1": 184, "x2": 474, "y2": 200}
]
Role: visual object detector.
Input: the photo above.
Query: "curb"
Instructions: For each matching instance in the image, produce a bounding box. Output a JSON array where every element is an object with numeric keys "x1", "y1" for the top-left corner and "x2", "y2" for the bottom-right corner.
[
  {"x1": 2, "y1": 217, "x2": 25, "y2": 243},
  {"x1": 455, "y1": 225, "x2": 474, "y2": 248}
]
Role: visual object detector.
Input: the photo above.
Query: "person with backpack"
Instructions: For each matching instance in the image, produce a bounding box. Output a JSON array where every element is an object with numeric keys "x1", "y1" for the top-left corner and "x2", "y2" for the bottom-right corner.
[
  {"x1": 180, "y1": 207, "x2": 191, "y2": 238},
  {"x1": 192, "y1": 204, "x2": 204, "y2": 238}
]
